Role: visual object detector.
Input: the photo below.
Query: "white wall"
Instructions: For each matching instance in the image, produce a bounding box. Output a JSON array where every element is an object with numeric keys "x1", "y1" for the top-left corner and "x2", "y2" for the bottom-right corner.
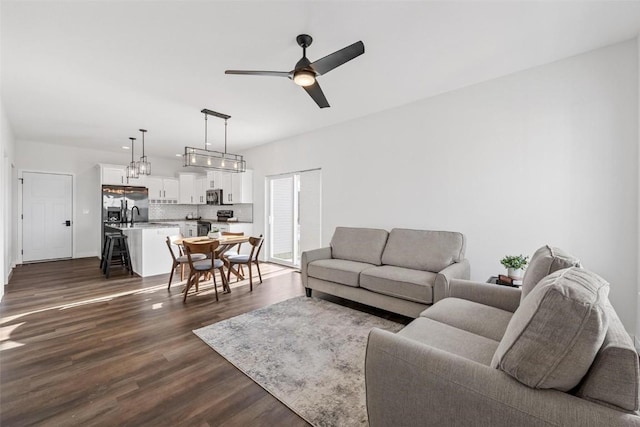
[
  {"x1": 244, "y1": 40, "x2": 639, "y2": 334},
  {"x1": 637, "y1": 34, "x2": 640, "y2": 346},
  {"x1": 14, "y1": 140, "x2": 183, "y2": 259},
  {"x1": 1, "y1": 99, "x2": 17, "y2": 298}
]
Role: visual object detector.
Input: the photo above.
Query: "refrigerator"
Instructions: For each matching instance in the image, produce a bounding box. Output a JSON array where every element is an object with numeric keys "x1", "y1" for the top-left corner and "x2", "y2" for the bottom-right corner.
[{"x1": 101, "y1": 185, "x2": 149, "y2": 249}]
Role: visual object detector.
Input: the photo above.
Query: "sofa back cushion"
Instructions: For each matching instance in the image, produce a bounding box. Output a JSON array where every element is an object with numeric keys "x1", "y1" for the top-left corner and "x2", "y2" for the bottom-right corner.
[
  {"x1": 330, "y1": 227, "x2": 389, "y2": 266},
  {"x1": 491, "y1": 267, "x2": 609, "y2": 391},
  {"x1": 381, "y1": 228, "x2": 466, "y2": 273},
  {"x1": 521, "y1": 245, "x2": 581, "y2": 301},
  {"x1": 576, "y1": 300, "x2": 640, "y2": 412}
]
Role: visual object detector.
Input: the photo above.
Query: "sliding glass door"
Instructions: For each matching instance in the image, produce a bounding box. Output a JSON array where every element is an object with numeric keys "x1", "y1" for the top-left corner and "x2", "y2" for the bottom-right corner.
[{"x1": 267, "y1": 169, "x2": 321, "y2": 268}]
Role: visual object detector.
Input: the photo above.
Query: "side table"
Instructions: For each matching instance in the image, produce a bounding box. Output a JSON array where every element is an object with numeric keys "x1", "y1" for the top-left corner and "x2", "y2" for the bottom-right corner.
[{"x1": 487, "y1": 276, "x2": 522, "y2": 288}]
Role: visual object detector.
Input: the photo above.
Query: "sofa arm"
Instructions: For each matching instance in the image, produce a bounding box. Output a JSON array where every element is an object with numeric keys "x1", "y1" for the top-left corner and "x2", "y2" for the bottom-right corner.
[
  {"x1": 365, "y1": 329, "x2": 640, "y2": 427},
  {"x1": 433, "y1": 259, "x2": 470, "y2": 303},
  {"x1": 449, "y1": 279, "x2": 521, "y2": 312},
  {"x1": 300, "y1": 247, "x2": 331, "y2": 287}
]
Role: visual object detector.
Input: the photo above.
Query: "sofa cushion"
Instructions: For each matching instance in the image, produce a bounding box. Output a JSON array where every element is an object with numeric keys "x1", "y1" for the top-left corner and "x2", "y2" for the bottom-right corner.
[
  {"x1": 421, "y1": 298, "x2": 513, "y2": 342},
  {"x1": 398, "y1": 317, "x2": 499, "y2": 365},
  {"x1": 381, "y1": 228, "x2": 466, "y2": 273},
  {"x1": 361, "y1": 265, "x2": 436, "y2": 304},
  {"x1": 491, "y1": 267, "x2": 609, "y2": 391},
  {"x1": 330, "y1": 227, "x2": 388, "y2": 266},
  {"x1": 307, "y1": 259, "x2": 373, "y2": 288},
  {"x1": 576, "y1": 300, "x2": 640, "y2": 412},
  {"x1": 521, "y1": 245, "x2": 581, "y2": 300}
]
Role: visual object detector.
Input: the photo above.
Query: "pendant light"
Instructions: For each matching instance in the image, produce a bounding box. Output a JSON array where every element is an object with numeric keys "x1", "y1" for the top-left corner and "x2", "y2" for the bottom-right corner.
[
  {"x1": 136, "y1": 129, "x2": 151, "y2": 175},
  {"x1": 183, "y1": 108, "x2": 246, "y2": 172},
  {"x1": 126, "y1": 137, "x2": 139, "y2": 179}
]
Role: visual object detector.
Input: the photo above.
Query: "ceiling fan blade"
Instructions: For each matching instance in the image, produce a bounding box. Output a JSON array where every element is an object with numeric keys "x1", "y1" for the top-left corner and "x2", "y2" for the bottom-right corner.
[
  {"x1": 225, "y1": 70, "x2": 291, "y2": 78},
  {"x1": 309, "y1": 41, "x2": 364, "y2": 76},
  {"x1": 303, "y1": 81, "x2": 330, "y2": 108}
]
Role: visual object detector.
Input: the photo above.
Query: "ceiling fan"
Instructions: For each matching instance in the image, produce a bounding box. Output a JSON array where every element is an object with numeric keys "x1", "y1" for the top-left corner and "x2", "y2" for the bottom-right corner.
[{"x1": 225, "y1": 34, "x2": 365, "y2": 108}]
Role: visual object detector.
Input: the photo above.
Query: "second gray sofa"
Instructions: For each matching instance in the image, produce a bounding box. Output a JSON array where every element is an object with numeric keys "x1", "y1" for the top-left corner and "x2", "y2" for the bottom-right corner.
[
  {"x1": 365, "y1": 246, "x2": 640, "y2": 426},
  {"x1": 301, "y1": 227, "x2": 470, "y2": 317}
]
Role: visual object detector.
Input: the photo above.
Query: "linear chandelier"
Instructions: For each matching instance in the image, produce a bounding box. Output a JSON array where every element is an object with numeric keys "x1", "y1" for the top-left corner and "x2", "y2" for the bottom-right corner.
[{"x1": 183, "y1": 108, "x2": 246, "y2": 173}]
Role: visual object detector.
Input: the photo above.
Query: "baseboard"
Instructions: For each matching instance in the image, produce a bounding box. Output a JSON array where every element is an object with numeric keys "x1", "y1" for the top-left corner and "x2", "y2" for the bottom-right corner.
[{"x1": 74, "y1": 251, "x2": 99, "y2": 259}]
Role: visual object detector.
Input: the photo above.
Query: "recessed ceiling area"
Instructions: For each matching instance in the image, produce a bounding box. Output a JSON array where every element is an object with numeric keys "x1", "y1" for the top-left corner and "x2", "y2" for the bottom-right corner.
[{"x1": 2, "y1": 1, "x2": 640, "y2": 159}]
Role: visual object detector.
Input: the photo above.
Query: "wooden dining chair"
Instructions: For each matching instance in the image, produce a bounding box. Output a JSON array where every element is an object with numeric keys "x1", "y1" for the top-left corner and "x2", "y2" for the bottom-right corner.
[
  {"x1": 220, "y1": 231, "x2": 245, "y2": 276},
  {"x1": 226, "y1": 235, "x2": 264, "y2": 291},
  {"x1": 182, "y1": 240, "x2": 228, "y2": 303},
  {"x1": 166, "y1": 235, "x2": 206, "y2": 290}
]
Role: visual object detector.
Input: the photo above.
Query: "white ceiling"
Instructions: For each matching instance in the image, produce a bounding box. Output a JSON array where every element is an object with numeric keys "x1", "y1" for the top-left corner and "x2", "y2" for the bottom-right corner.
[{"x1": 2, "y1": 1, "x2": 640, "y2": 159}]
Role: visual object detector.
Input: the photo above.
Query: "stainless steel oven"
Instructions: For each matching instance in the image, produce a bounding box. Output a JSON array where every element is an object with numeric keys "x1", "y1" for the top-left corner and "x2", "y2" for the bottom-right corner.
[{"x1": 197, "y1": 221, "x2": 211, "y2": 236}]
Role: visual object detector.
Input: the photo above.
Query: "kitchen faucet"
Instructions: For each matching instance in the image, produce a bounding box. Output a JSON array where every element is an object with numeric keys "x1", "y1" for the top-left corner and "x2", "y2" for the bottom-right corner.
[{"x1": 130, "y1": 206, "x2": 140, "y2": 225}]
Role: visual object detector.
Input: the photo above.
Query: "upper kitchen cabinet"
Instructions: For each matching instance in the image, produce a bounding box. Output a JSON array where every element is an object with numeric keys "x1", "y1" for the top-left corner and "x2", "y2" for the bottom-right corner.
[
  {"x1": 178, "y1": 173, "x2": 196, "y2": 204},
  {"x1": 163, "y1": 178, "x2": 179, "y2": 201},
  {"x1": 205, "y1": 171, "x2": 230, "y2": 192},
  {"x1": 147, "y1": 176, "x2": 179, "y2": 203},
  {"x1": 100, "y1": 164, "x2": 127, "y2": 186},
  {"x1": 229, "y1": 170, "x2": 253, "y2": 204},
  {"x1": 195, "y1": 177, "x2": 206, "y2": 204},
  {"x1": 179, "y1": 173, "x2": 207, "y2": 204},
  {"x1": 206, "y1": 171, "x2": 220, "y2": 190}
]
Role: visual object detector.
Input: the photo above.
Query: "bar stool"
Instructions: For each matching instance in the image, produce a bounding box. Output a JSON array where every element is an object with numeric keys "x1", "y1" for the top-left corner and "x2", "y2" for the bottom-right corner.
[
  {"x1": 100, "y1": 231, "x2": 121, "y2": 270},
  {"x1": 102, "y1": 234, "x2": 133, "y2": 278}
]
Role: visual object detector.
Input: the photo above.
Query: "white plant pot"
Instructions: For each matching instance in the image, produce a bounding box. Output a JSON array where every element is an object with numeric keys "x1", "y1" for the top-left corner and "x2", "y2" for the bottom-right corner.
[
  {"x1": 208, "y1": 231, "x2": 220, "y2": 239},
  {"x1": 508, "y1": 268, "x2": 523, "y2": 280}
]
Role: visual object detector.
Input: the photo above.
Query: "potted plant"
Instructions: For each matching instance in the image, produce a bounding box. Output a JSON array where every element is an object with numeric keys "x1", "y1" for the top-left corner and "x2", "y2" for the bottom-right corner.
[
  {"x1": 500, "y1": 254, "x2": 529, "y2": 279},
  {"x1": 208, "y1": 227, "x2": 221, "y2": 239}
]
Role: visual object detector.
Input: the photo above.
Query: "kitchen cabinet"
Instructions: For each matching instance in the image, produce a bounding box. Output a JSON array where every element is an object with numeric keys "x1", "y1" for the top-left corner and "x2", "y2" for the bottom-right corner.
[
  {"x1": 179, "y1": 173, "x2": 207, "y2": 204},
  {"x1": 179, "y1": 174, "x2": 196, "y2": 204},
  {"x1": 147, "y1": 176, "x2": 179, "y2": 203},
  {"x1": 100, "y1": 164, "x2": 127, "y2": 185},
  {"x1": 195, "y1": 177, "x2": 206, "y2": 204},
  {"x1": 206, "y1": 171, "x2": 224, "y2": 190},
  {"x1": 229, "y1": 170, "x2": 253, "y2": 204},
  {"x1": 185, "y1": 222, "x2": 198, "y2": 238},
  {"x1": 163, "y1": 178, "x2": 179, "y2": 201},
  {"x1": 206, "y1": 171, "x2": 232, "y2": 195},
  {"x1": 205, "y1": 170, "x2": 253, "y2": 204}
]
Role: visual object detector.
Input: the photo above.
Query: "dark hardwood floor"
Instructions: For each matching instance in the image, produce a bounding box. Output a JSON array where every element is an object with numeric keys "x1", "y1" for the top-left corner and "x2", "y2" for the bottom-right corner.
[{"x1": 0, "y1": 258, "x2": 311, "y2": 426}]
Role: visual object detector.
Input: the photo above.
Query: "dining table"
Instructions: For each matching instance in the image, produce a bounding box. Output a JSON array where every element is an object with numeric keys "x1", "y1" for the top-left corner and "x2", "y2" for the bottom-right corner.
[{"x1": 175, "y1": 235, "x2": 250, "y2": 291}]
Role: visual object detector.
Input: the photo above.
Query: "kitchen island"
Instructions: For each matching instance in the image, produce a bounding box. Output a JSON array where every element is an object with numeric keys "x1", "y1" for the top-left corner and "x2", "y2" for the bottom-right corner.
[{"x1": 105, "y1": 223, "x2": 180, "y2": 278}]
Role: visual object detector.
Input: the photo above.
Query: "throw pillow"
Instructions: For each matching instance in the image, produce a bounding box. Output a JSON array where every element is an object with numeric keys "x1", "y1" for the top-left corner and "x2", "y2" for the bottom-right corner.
[{"x1": 491, "y1": 267, "x2": 609, "y2": 391}]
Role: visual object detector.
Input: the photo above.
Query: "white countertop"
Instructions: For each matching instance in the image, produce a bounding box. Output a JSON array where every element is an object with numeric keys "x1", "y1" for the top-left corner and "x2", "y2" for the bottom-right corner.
[{"x1": 104, "y1": 222, "x2": 180, "y2": 230}]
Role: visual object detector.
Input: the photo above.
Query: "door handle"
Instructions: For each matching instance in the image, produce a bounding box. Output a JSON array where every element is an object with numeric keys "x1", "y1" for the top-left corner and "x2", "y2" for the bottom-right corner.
[{"x1": 62, "y1": 220, "x2": 71, "y2": 226}]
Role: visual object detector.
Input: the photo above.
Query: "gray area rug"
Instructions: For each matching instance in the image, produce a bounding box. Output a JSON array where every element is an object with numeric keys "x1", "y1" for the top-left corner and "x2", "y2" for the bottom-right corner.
[{"x1": 193, "y1": 296, "x2": 403, "y2": 426}]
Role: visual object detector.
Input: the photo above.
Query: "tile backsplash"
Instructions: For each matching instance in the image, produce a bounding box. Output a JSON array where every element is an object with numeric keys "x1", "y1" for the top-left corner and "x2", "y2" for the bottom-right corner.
[{"x1": 149, "y1": 203, "x2": 253, "y2": 222}]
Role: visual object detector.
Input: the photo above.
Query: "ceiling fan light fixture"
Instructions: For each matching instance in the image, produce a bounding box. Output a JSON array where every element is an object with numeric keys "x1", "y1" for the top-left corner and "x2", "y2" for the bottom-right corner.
[{"x1": 293, "y1": 70, "x2": 315, "y2": 87}]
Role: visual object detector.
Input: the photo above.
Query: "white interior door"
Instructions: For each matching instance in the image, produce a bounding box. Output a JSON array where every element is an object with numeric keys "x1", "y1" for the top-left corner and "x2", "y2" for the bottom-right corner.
[{"x1": 22, "y1": 172, "x2": 73, "y2": 262}]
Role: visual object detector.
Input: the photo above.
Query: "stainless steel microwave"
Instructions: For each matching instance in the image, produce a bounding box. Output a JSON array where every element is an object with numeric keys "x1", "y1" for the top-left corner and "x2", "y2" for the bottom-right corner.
[{"x1": 206, "y1": 189, "x2": 230, "y2": 205}]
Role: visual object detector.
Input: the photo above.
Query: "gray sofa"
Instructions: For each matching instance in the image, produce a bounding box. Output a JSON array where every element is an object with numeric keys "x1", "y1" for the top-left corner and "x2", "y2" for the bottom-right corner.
[
  {"x1": 301, "y1": 227, "x2": 470, "y2": 318},
  {"x1": 366, "y1": 246, "x2": 640, "y2": 426}
]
